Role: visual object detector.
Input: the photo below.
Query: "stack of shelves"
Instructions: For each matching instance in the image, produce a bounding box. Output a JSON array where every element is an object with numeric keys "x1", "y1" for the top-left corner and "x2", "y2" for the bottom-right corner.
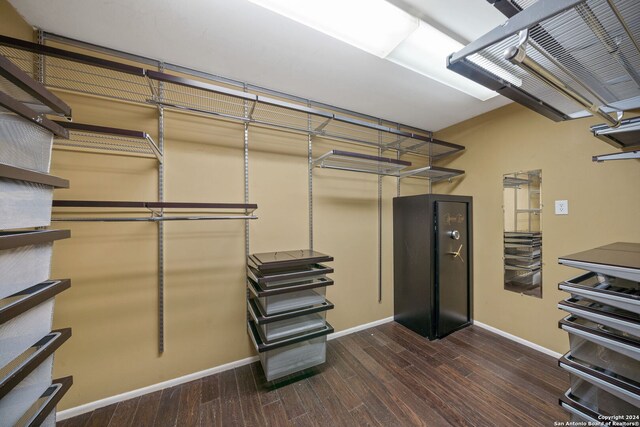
[
  {"x1": 503, "y1": 171, "x2": 542, "y2": 297},
  {"x1": 591, "y1": 116, "x2": 640, "y2": 162},
  {"x1": 0, "y1": 53, "x2": 72, "y2": 425},
  {"x1": 557, "y1": 243, "x2": 640, "y2": 422},
  {"x1": 504, "y1": 232, "x2": 542, "y2": 290},
  {"x1": 246, "y1": 250, "x2": 334, "y2": 381}
]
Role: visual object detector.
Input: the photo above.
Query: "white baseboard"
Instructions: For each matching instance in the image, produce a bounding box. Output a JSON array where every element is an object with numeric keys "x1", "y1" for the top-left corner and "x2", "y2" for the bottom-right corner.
[
  {"x1": 328, "y1": 316, "x2": 393, "y2": 340},
  {"x1": 473, "y1": 320, "x2": 562, "y2": 359},
  {"x1": 56, "y1": 355, "x2": 259, "y2": 421},
  {"x1": 57, "y1": 316, "x2": 394, "y2": 421}
]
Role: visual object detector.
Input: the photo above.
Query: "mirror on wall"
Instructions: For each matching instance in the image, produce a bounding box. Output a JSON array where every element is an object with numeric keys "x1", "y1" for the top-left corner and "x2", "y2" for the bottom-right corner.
[{"x1": 503, "y1": 170, "x2": 542, "y2": 298}]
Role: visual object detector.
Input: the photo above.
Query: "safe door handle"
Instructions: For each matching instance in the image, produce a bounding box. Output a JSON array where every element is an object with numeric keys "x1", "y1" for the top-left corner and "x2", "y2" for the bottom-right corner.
[{"x1": 447, "y1": 244, "x2": 464, "y2": 262}]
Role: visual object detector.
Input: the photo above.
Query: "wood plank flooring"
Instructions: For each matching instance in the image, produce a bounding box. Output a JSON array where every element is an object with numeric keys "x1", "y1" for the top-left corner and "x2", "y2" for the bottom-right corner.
[{"x1": 58, "y1": 323, "x2": 569, "y2": 426}]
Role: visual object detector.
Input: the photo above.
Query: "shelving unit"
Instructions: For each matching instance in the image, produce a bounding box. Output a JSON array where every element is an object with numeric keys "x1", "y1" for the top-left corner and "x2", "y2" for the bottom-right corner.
[
  {"x1": 503, "y1": 171, "x2": 542, "y2": 298},
  {"x1": 0, "y1": 52, "x2": 72, "y2": 427},
  {"x1": 557, "y1": 243, "x2": 640, "y2": 422},
  {"x1": 449, "y1": 0, "x2": 640, "y2": 125},
  {"x1": 591, "y1": 116, "x2": 640, "y2": 162},
  {"x1": 0, "y1": 31, "x2": 469, "y2": 350},
  {"x1": 591, "y1": 116, "x2": 640, "y2": 149},
  {"x1": 0, "y1": 34, "x2": 463, "y2": 159},
  {"x1": 246, "y1": 250, "x2": 334, "y2": 381}
]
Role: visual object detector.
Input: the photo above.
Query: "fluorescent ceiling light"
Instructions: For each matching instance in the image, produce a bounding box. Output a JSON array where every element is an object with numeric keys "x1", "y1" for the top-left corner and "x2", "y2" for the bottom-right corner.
[
  {"x1": 248, "y1": 0, "x2": 419, "y2": 58},
  {"x1": 387, "y1": 22, "x2": 503, "y2": 101},
  {"x1": 249, "y1": 0, "x2": 516, "y2": 101}
]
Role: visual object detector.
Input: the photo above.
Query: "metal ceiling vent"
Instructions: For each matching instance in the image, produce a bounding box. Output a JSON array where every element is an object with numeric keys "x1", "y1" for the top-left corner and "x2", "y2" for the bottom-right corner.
[{"x1": 447, "y1": 0, "x2": 640, "y2": 126}]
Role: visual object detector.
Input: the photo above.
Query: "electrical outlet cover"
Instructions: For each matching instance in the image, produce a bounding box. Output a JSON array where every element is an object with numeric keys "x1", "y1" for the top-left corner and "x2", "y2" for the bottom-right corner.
[{"x1": 555, "y1": 200, "x2": 568, "y2": 215}]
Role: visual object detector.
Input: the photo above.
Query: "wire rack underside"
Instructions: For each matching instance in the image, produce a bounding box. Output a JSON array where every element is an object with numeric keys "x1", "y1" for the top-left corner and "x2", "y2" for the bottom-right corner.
[
  {"x1": 468, "y1": 0, "x2": 640, "y2": 116},
  {"x1": 0, "y1": 45, "x2": 462, "y2": 159},
  {"x1": 54, "y1": 130, "x2": 158, "y2": 159}
]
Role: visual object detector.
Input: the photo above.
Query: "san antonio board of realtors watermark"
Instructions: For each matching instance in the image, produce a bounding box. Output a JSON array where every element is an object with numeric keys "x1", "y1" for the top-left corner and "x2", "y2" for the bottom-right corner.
[{"x1": 554, "y1": 414, "x2": 640, "y2": 427}]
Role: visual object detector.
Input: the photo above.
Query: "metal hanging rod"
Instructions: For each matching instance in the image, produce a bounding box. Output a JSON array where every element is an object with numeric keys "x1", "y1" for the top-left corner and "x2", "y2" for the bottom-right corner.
[
  {"x1": 450, "y1": 0, "x2": 640, "y2": 124},
  {"x1": 53, "y1": 200, "x2": 257, "y2": 210},
  {"x1": 52, "y1": 200, "x2": 258, "y2": 222},
  {"x1": 52, "y1": 215, "x2": 258, "y2": 222},
  {"x1": 505, "y1": 33, "x2": 621, "y2": 127}
]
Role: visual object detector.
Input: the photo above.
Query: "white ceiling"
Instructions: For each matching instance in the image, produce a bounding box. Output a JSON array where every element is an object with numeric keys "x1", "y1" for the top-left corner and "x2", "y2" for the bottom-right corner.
[{"x1": 9, "y1": 0, "x2": 511, "y2": 131}]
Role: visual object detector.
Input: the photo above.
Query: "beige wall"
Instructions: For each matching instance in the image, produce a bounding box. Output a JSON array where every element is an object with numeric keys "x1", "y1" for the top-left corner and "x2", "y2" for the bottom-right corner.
[
  {"x1": 433, "y1": 103, "x2": 640, "y2": 354},
  {"x1": 0, "y1": 0, "x2": 31, "y2": 40},
  {"x1": 3, "y1": 0, "x2": 639, "y2": 411}
]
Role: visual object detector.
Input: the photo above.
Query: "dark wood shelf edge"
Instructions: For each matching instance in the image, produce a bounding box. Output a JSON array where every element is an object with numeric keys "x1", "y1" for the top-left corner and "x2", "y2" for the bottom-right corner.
[
  {"x1": 248, "y1": 319, "x2": 334, "y2": 353},
  {"x1": 0, "y1": 328, "x2": 72, "y2": 399},
  {"x1": 0, "y1": 54, "x2": 71, "y2": 116},
  {"x1": 0, "y1": 230, "x2": 71, "y2": 251},
  {"x1": 0, "y1": 279, "x2": 71, "y2": 325},
  {"x1": 0, "y1": 91, "x2": 69, "y2": 138},
  {"x1": 0, "y1": 163, "x2": 69, "y2": 188},
  {"x1": 248, "y1": 297, "x2": 334, "y2": 325},
  {"x1": 26, "y1": 375, "x2": 73, "y2": 427},
  {"x1": 248, "y1": 277, "x2": 334, "y2": 297}
]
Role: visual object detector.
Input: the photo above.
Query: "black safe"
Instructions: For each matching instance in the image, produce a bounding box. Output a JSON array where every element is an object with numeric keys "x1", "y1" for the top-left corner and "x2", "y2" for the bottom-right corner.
[{"x1": 393, "y1": 194, "x2": 473, "y2": 340}]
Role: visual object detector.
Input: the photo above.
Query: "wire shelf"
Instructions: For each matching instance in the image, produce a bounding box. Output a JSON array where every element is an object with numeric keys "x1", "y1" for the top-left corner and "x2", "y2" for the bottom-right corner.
[
  {"x1": 399, "y1": 165, "x2": 466, "y2": 182},
  {"x1": 0, "y1": 52, "x2": 70, "y2": 117},
  {"x1": 451, "y1": 0, "x2": 640, "y2": 122},
  {"x1": 52, "y1": 122, "x2": 162, "y2": 162},
  {"x1": 0, "y1": 44, "x2": 150, "y2": 105},
  {"x1": 591, "y1": 115, "x2": 640, "y2": 149},
  {"x1": 313, "y1": 150, "x2": 411, "y2": 176},
  {"x1": 0, "y1": 36, "x2": 466, "y2": 160}
]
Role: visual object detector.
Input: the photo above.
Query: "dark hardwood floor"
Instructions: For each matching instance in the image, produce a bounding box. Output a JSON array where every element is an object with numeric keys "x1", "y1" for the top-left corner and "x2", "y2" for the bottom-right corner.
[{"x1": 58, "y1": 323, "x2": 569, "y2": 426}]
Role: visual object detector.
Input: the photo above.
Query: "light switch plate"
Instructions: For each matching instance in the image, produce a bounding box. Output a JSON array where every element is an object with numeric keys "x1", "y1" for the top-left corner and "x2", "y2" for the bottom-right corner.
[{"x1": 555, "y1": 200, "x2": 568, "y2": 215}]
